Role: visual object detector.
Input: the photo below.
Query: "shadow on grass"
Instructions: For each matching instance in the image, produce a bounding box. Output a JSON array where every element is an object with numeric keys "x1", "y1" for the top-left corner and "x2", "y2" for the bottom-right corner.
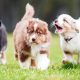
[{"x1": 61, "y1": 63, "x2": 80, "y2": 69}]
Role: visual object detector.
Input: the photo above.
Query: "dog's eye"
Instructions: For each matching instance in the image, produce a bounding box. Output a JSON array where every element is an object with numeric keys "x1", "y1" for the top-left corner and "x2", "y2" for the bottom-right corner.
[
  {"x1": 27, "y1": 26, "x2": 34, "y2": 34},
  {"x1": 27, "y1": 28, "x2": 34, "y2": 33},
  {"x1": 63, "y1": 19, "x2": 68, "y2": 23},
  {"x1": 37, "y1": 30, "x2": 43, "y2": 35},
  {"x1": 28, "y1": 30, "x2": 34, "y2": 33}
]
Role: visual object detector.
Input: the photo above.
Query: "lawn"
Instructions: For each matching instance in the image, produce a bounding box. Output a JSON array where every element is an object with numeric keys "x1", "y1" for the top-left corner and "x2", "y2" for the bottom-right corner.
[{"x1": 0, "y1": 33, "x2": 80, "y2": 80}]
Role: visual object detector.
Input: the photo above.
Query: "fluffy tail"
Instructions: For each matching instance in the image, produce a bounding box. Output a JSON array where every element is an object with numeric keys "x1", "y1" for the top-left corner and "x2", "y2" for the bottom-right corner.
[{"x1": 22, "y1": 3, "x2": 35, "y2": 20}]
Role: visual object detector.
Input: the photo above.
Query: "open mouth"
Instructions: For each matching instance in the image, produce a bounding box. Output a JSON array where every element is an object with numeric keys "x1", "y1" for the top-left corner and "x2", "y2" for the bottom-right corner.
[
  {"x1": 55, "y1": 24, "x2": 62, "y2": 30},
  {"x1": 31, "y1": 41, "x2": 38, "y2": 45},
  {"x1": 54, "y1": 24, "x2": 63, "y2": 33}
]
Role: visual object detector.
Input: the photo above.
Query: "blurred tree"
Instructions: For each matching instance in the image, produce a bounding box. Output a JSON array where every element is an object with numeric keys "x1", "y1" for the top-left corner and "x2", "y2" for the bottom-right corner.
[{"x1": 0, "y1": 0, "x2": 79, "y2": 32}]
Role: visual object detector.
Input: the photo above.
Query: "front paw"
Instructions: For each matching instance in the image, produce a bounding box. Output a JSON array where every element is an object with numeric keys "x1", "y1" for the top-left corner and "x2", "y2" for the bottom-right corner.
[{"x1": 37, "y1": 58, "x2": 50, "y2": 70}]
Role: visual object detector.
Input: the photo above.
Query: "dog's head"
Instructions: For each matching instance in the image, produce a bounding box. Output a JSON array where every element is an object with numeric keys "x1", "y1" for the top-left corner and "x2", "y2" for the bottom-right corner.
[
  {"x1": 53, "y1": 14, "x2": 78, "y2": 34},
  {"x1": 24, "y1": 18, "x2": 48, "y2": 45}
]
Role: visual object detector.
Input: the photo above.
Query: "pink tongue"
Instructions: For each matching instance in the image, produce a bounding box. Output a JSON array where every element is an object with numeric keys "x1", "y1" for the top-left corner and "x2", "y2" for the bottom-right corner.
[{"x1": 57, "y1": 29, "x2": 62, "y2": 33}]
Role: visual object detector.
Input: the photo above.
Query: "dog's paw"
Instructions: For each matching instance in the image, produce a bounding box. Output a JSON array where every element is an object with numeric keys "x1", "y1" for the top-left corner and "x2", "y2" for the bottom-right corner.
[
  {"x1": 37, "y1": 60, "x2": 50, "y2": 70},
  {"x1": 37, "y1": 55, "x2": 50, "y2": 70}
]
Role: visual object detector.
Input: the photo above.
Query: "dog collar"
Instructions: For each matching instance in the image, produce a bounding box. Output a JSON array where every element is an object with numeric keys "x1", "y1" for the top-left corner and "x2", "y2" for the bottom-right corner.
[{"x1": 64, "y1": 37, "x2": 73, "y2": 42}]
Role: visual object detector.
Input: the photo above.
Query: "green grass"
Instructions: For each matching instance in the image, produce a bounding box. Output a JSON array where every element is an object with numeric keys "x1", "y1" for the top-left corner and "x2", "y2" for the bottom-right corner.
[{"x1": 0, "y1": 34, "x2": 80, "y2": 80}]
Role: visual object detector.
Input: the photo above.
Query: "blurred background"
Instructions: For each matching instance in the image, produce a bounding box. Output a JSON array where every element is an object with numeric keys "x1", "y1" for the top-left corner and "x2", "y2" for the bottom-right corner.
[{"x1": 0, "y1": 0, "x2": 80, "y2": 32}]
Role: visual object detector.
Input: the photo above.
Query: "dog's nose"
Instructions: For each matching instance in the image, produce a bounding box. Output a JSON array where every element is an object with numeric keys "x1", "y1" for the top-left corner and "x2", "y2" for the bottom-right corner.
[
  {"x1": 32, "y1": 38, "x2": 35, "y2": 42},
  {"x1": 55, "y1": 20, "x2": 58, "y2": 23}
]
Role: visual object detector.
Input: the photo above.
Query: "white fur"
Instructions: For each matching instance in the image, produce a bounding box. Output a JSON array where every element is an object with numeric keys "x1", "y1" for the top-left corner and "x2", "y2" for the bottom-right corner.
[
  {"x1": 36, "y1": 54, "x2": 50, "y2": 70},
  {"x1": 29, "y1": 34, "x2": 36, "y2": 43},
  {"x1": 0, "y1": 58, "x2": 6, "y2": 64},
  {"x1": 0, "y1": 53, "x2": 6, "y2": 64},
  {"x1": 63, "y1": 53, "x2": 73, "y2": 62},
  {"x1": 60, "y1": 34, "x2": 80, "y2": 63},
  {"x1": 54, "y1": 14, "x2": 80, "y2": 63},
  {"x1": 34, "y1": 23, "x2": 38, "y2": 31},
  {"x1": 31, "y1": 42, "x2": 50, "y2": 70},
  {"x1": 57, "y1": 14, "x2": 75, "y2": 27},
  {"x1": 60, "y1": 34, "x2": 80, "y2": 54}
]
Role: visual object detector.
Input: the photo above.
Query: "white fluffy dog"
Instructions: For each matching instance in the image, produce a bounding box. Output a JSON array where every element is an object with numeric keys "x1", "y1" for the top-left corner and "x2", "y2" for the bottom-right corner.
[{"x1": 53, "y1": 14, "x2": 80, "y2": 64}]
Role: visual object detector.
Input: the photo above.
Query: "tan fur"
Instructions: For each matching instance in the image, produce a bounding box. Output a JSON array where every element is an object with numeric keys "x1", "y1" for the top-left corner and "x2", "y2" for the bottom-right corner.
[{"x1": 13, "y1": 3, "x2": 50, "y2": 69}]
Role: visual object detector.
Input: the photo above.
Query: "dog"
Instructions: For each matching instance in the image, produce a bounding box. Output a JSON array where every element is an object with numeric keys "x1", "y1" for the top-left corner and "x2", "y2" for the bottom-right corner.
[
  {"x1": 13, "y1": 3, "x2": 51, "y2": 70},
  {"x1": 53, "y1": 14, "x2": 80, "y2": 64},
  {"x1": 0, "y1": 21, "x2": 7, "y2": 64}
]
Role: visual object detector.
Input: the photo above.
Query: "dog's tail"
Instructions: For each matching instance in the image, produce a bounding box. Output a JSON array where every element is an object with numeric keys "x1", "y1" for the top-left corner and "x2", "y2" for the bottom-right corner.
[{"x1": 22, "y1": 3, "x2": 35, "y2": 20}]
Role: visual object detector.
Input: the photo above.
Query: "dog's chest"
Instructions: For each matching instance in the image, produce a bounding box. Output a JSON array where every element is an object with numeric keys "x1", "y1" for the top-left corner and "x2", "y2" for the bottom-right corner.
[
  {"x1": 31, "y1": 42, "x2": 49, "y2": 57},
  {"x1": 31, "y1": 45, "x2": 40, "y2": 57},
  {"x1": 60, "y1": 36, "x2": 80, "y2": 53}
]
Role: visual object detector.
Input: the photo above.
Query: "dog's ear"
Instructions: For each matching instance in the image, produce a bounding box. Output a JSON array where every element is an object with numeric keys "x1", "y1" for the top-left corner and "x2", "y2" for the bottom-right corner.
[
  {"x1": 43, "y1": 27, "x2": 47, "y2": 34},
  {"x1": 27, "y1": 20, "x2": 34, "y2": 29},
  {"x1": 43, "y1": 22, "x2": 48, "y2": 34}
]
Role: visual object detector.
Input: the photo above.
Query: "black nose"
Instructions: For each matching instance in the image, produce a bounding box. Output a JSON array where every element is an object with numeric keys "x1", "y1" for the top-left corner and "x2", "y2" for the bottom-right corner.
[
  {"x1": 32, "y1": 38, "x2": 35, "y2": 42},
  {"x1": 55, "y1": 20, "x2": 58, "y2": 23}
]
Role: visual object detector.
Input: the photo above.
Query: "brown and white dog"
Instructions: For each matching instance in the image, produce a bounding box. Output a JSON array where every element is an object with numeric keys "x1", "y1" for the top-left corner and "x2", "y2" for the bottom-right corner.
[
  {"x1": 13, "y1": 3, "x2": 50, "y2": 70},
  {"x1": 53, "y1": 14, "x2": 80, "y2": 64}
]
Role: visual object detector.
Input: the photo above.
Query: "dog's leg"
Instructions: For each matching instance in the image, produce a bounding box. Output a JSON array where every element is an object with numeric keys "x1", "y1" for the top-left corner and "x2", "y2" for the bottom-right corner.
[
  {"x1": 30, "y1": 58, "x2": 36, "y2": 69},
  {"x1": 0, "y1": 52, "x2": 6, "y2": 64},
  {"x1": 36, "y1": 53, "x2": 50, "y2": 70},
  {"x1": 62, "y1": 51, "x2": 73, "y2": 64},
  {"x1": 19, "y1": 53, "x2": 31, "y2": 69}
]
